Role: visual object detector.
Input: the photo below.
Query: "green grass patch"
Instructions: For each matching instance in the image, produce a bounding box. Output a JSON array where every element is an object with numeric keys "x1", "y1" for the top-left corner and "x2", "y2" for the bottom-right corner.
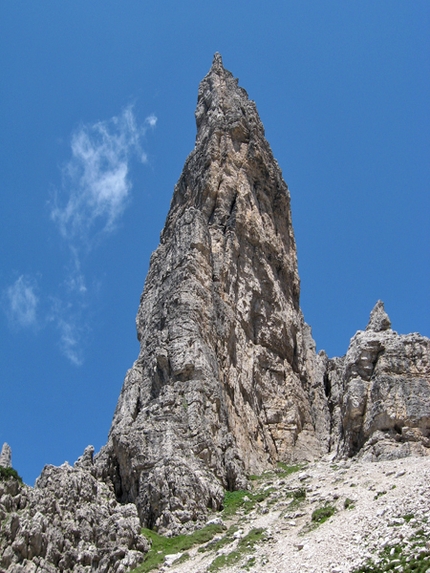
[
  {"x1": 311, "y1": 504, "x2": 336, "y2": 525},
  {"x1": 344, "y1": 497, "x2": 355, "y2": 510},
  {"x1": 0, "y1": 466, "x2": 22, "y2": 483},
  {"x1": 292, "y1": 487, "x2": 306, "y2": 501},
  {"x1": 208, "y1": 528, "x2": 266, "y2": 572},
  {"x1": 198, "y1": 524, "x2": 238, "y2": 553},
  {"x1": 222, "y1": 487, "x2": 274, "y2": 517},
  {"x1": 132, "y1": 523, "x2": 225, "y2": 572},
  {"x1": 248, "y1": 462, "x2": 303, "y2": 482},
  {"x1": 276, "y1": 462, "x2": 303, "y2": 477}
]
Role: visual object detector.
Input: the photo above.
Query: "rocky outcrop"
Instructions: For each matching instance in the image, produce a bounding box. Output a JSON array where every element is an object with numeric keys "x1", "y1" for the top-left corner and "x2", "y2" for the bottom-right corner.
[
  {"x1": 0, "y1": 453, "x2": 147, "y2": 572},
  {"x1": 0, "y1": 443, "x2": 12, "y2": 468},
  {"x1": 327, "y1": 301, "x2": 430, "y2": 460},
  {"x1": 96, "y1": 53, "x2": 330, "y2": 534}
]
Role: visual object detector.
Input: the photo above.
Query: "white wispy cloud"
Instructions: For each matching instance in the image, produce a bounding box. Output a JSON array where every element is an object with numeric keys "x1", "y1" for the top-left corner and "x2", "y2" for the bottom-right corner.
[
  {"x1": 3, "y1": 106, "x2": 156, "y2": 365},
  {"x1": 48, "y1": 298, "x2": 86, "y2": 366},
  {"x1": 5, "y1": 276, "x2": 38, "y2": 328},
  {"x1": 145, "y1": 114, "x2": 157, "y2": 128},
  {"x1": 46, "y1": 106, "x2": 156, "y2": 365},
  {"x1": 51, "y1": 106, "x2": 157, "y2": 245}
]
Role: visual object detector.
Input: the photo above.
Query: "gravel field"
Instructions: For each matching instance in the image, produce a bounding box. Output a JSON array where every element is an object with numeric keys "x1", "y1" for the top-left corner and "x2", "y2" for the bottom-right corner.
[{"x1": 158, "y1": 455, "x2": 430, "y2": 573}]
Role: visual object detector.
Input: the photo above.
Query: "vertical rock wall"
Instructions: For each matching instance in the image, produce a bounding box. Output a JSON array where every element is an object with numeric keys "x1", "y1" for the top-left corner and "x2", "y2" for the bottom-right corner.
[{"x1": 97, "y1": 54, "x2": 330, "y2": 533}]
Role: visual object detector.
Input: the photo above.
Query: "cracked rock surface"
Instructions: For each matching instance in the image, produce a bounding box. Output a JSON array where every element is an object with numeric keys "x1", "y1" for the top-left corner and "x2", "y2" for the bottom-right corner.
[
  {"x1": 0, "y1": 454, "x2": 148, "y2": 573},
  {"x1": 327, "y1": 301, "x2": 430, "y2": 460},
  {"x1": 1, "y1": 55, "x2": 429, "y2": 571},
  {"x1": 96, "y1": 53, "x2": 330, "y2": 534}
]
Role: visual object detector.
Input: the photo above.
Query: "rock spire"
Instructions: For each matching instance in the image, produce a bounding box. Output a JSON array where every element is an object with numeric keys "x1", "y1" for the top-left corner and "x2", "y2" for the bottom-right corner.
[
  {"x1": 0, "y1": 443, "x2": 11, "y2": 468},
  {"x1": 97, "y1": 54, "x2": 330, "y2": 533},
  {"x1": 366, "y1": 300, "x2": 392, "y2": 332}
]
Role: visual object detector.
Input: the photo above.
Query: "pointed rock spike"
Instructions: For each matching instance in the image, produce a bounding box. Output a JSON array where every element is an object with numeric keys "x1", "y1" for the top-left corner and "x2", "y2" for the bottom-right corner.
[
  {"x1": 212, "y1": 52, "x2": 224, "y2": 68},
  {"x1": 0, "y1": 442, "x2": 12, "y2": 468},
  {"x1": 366, "y1": 300, "x2": 392, "y2": 332}
]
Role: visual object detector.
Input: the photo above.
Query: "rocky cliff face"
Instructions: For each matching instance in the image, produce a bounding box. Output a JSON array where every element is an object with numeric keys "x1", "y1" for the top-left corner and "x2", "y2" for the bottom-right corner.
[
  {"x1": 327, "y1": 301, "x2": 430, "y2": 460},
  {"x1": 1, "y1": 54, "x2": 429, "y2": 571},
  {"x1": 0, "y1": 449, "x2": 147, "y2": 572},
  {"x1": 96, "y1": 53, "x2": 330, "y2": 534}
]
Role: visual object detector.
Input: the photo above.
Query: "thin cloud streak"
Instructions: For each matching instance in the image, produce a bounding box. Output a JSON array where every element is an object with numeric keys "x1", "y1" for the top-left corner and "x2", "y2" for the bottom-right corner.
[
  {"x1": 45, "y1": 106, "x2": 156, "y2": 365},
  {"x1": 47, "y1": 297, "x2": 87, "y2": 366},
  {"x1": 3, "y1": 107, "x2": 156, "y2": 365},
  {"x1": 5, "y1": 276, "x2": 38, "y2": 328},
  {"x1": 51, "y1": 106, "x2": 157, "y2": 245}
]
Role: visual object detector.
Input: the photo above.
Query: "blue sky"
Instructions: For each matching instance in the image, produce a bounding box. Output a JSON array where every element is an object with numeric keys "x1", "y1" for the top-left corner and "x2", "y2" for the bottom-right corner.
[{"x1": 1, "y1": 1, "x2": 429, "y2": 485}]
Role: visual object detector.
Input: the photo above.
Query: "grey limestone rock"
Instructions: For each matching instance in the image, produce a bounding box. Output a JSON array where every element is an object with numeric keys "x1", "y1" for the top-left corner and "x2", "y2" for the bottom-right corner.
[
  {"x1": 0, "y1": 443, "x2": 12, "y2": 468},
  {"x1": 327, "y1": 303, "x2": 430, "y2": 460},
  {"x1": 0, "y1": 451, "x2": 147, "y2": 572},
  {"x1": 97, "y1": 53, "x2": 330, "y2": 534},
  {"x1": 366, "y1": 300, "x2": 392, "y2": 332}
]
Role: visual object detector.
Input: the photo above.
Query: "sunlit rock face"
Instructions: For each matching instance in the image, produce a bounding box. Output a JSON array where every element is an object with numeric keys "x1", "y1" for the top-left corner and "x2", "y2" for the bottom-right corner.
[
  {"x1": 2, "y1": 56, "x2": 430, "y2": 572},
  {"x1": 95, "y1": 56, "x2": 430, "y2": 536},
  {"x1": 97, "y1": 53, "x2": 330, "y2": 533},
  {"x1": 326, "y1": 301, "x2": 430, "y2": 460},
  {"x1": 0, "y1": 457, "x2": 147, "y2": 572}
]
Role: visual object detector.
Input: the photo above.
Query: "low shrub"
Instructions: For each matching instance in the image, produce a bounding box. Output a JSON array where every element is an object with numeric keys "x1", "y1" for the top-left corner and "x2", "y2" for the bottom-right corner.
[
  {"x1": 0, "y1": 466, "x2": 22, "y2": 483},
  {"x1": 311, "y1": 504, "x2": 336, "y2": 525}
]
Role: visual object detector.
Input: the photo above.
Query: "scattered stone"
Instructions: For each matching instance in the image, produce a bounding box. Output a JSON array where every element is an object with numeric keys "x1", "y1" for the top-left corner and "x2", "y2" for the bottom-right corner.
[{"x1": 165, "y1": 553, "x2": 183, "y2": 567}]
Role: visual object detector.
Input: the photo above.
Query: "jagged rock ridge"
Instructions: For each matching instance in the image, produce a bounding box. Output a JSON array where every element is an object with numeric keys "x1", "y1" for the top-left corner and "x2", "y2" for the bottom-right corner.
[
  {"x1": 0, "y1": 448, "x2": 148, "y2": 572},
  {"x1": 96, "y1": 53, "x2": 330, "y2": 533},
  {"x1": 327, "y1": 301, "x2": 430, "y2": 460}
]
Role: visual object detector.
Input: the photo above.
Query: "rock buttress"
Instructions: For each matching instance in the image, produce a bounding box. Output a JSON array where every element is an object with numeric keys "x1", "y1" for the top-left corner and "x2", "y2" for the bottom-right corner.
[
  {"x1": 326, "y1": 302, "x2": 430, "y2": 460},
  {"x1": 97, "y1": 54, "x2": 330, "y2": 533}
]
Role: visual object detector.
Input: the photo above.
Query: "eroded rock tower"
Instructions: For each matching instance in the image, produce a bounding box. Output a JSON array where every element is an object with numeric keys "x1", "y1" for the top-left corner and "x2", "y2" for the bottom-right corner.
[{"x1": 96, "y1": 53, "x2": 330, "y2": 533}]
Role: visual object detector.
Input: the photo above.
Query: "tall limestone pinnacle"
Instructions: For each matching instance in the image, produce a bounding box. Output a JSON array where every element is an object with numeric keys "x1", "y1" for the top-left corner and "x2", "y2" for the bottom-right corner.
[{"x1": 96, "y1": 53, "x2": 330, "y2": 532}]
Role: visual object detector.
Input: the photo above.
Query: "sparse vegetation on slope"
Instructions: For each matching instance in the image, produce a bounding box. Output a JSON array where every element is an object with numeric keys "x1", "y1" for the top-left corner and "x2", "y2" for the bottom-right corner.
[
  {"x1": 130, "y1": 458, "x2": 430, "y2": 573},
  {"x1": 0, "y1": 466, "x2": 22, "y2": 483},
  {"x1": 207, "y1": 528, "x2": 266, "y2": 572},
  {"x1": 311, "y1": 504, "x2": 336, "y2": 525},
  {"x1": 133, "y1": 523, "x2": 225, "y2": 572}
]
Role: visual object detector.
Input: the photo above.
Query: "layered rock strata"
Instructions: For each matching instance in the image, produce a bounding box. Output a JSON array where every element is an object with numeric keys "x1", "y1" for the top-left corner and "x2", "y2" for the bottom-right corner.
[{"x1": 96, "y1": 53, "x2": 330, "y2": 533}]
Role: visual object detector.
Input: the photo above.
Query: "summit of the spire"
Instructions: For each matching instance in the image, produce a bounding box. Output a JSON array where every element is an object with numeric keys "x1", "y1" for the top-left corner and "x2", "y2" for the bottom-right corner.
[
  {"x1": 195, "y1": 54, "x2": 263, "y2": 145},
  {"x1": 366, "y1": 300, "x2": 392, "y2": 332},
  {"x1": 211, "y1": 52, "x2": 224, "y2": 69}
]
